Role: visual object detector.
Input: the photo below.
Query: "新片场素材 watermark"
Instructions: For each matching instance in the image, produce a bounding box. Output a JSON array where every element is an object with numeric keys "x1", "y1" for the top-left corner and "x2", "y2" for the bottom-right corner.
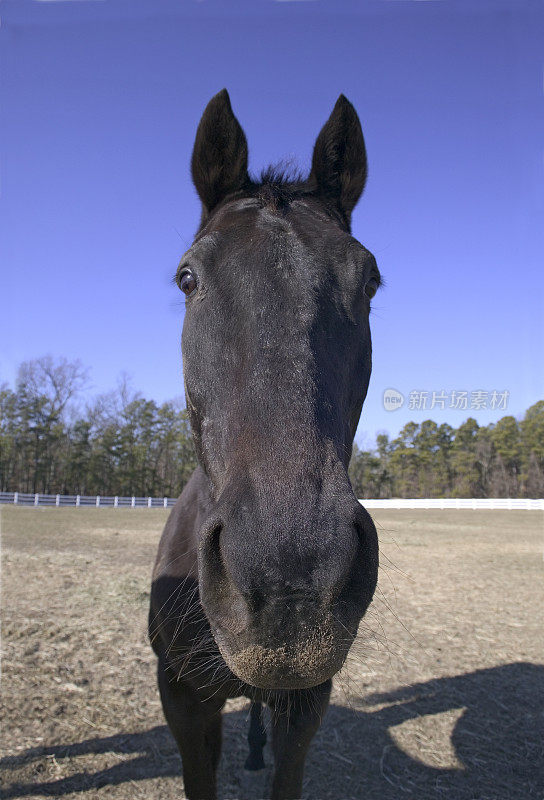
[{"x1": 383, "y1": 389, "x2": 509, "y2": 412}]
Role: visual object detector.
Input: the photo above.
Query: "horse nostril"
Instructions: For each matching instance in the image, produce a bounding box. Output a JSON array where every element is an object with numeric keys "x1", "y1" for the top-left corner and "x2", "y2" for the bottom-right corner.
[
  {"x1": 355, "y1": 519, "x2": 366, "y2": 546},
  {"x1": 246, "y1": 589, "x2": 266, "y2": 613},
  {"x1": 209, "y1": 521, "x2": 222, "y2": 547},
  {"x1": 353, "y1": 507, "x2": 379, "y2": 583},
  {"x1": 354, "y1": 506, "x2": 377, "y2": 548},
  {"x1": 199, "y1": 517, "x2": 224, "y2": 570}
]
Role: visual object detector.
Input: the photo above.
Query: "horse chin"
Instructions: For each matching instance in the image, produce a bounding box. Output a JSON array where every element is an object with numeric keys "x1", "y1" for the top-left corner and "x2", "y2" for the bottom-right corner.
[{"x1": 211, "y1": 627, "x2": 350, "y2": 690}]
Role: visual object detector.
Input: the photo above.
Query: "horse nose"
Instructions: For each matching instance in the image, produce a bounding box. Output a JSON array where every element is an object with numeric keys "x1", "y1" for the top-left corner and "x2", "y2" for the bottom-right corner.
[
  {"x1": 201, "y1": 514, "x2": 358, "y2": 602},
  {"x1": 248, "y1": 586, "x2": 320, "y2": 616},
  {"x1": 198, "y1": 517, "x2": 318, "y2": 611},
  {"x1": 198, "y1": 497, "x2": 377, "y2": 612},
  {"x1": 198, "y1": 517, "x2": 255, "y2": 636}
]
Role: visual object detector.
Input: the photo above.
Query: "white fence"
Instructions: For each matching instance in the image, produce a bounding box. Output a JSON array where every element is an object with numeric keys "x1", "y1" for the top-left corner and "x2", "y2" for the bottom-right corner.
[
  {"x1": 0, "y1": 492, "x2": 542, "y2": 510},
  {"x1": 361, "y1": 497, "x2": 544, "y2": 510},
  {"x1": 0, "y1": 492, "x2": 176, "y2": 508}
]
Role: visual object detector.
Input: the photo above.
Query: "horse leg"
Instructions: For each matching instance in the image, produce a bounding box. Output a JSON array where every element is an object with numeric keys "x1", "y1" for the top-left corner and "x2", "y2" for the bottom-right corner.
[
  {"x1": 158, "y1": 660, "x2": 223, "y2": 800},
  {"x1": 245, "y1": 701, "x2": 267, "y2": 770},
  {"x1": 269, "y1": 680, "x2": 331, "y2": 800}
]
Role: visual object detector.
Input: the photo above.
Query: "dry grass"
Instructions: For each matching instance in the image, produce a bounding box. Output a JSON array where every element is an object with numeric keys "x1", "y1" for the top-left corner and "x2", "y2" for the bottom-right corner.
[{"x1": 1, "y1": 506, "x2": 543, "y2": 799}]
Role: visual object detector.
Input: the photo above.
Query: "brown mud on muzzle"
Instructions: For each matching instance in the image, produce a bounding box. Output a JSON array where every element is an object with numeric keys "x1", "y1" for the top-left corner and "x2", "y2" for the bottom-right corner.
[{"x1": 221, "y1": 625, "x2": 348, "y2": 689}]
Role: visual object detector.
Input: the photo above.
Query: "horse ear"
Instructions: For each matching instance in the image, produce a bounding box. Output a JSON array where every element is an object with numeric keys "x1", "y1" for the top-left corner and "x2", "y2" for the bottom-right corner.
[
  {"x1": 191, "y1": 89, "x2": 249, "y2": 217},
  {"x1": 309, "y1": 95, "x2": 367, "y2": 224}
]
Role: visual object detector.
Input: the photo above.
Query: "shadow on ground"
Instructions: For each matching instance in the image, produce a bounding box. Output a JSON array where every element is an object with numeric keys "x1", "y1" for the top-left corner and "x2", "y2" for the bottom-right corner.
[{"x1": 2, "y1": 662, "x2": 542, "y2": 799}]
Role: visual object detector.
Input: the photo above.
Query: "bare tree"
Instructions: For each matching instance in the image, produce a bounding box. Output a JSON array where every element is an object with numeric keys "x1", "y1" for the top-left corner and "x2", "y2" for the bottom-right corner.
[{"x1": 17, "y1": 356, "x2": 89, "y2": 420}]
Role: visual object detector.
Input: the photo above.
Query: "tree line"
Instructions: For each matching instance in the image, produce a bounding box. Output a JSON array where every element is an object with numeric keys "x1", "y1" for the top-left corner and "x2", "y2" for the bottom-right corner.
[
  {"x1": 349, "y1": 405, "x2": 544, "y2": 499},
  {"x1": 0, "y1": 357, "x2": 196, "y2": 497},
  {"x1": 1, "y1": 357, "x2": 542, "y2": 498}
]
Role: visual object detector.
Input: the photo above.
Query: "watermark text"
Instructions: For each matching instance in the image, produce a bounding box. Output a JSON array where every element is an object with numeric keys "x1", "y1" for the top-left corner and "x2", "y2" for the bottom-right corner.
[{"x1": 383, "y1": 388, "x2": 509, "y2": 412}]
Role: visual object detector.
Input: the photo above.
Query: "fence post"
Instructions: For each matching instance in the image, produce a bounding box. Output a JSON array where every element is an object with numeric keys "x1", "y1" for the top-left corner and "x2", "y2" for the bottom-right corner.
[
  {"x1": 14, "y1": 492, "x2": 18, "y2": 505},
  {"x1": 96, "y1": 495, "x2": 100, "y2": 508},
  {"x1": 131, "y1": 496, "x2": 135, "y2": 508},
  {"x1": 76, "y1": 495, "x2": 80, "y2": 507},
  {"x1": 114, "y1": 496, "x2": 118, "y2": 508},
  {"x1": 56, "y1": 494, "x2": 60, "y2": 507},
  {"x1": 163, "y1": 497, "x2": 168, "y2": 508},
  {"x1": 34, "y1": 493, "x2": 39, "y2": 507},
  {"x1": 148, "y1": 497, "x2": 152, "y2": 508}
]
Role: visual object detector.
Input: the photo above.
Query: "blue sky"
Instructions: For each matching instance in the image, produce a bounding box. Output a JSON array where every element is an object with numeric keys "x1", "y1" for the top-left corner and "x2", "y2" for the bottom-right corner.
[{"x1": 1, "y1": 0, "x2": 543, "y2": 446}]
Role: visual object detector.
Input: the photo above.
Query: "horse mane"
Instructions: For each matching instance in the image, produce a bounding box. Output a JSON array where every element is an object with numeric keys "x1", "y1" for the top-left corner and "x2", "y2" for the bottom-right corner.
[{"x1": 251, "y1": 162, "x2": 313, "y2": 209}]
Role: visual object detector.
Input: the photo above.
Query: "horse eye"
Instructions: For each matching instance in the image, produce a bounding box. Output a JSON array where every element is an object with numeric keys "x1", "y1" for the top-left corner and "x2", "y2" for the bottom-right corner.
[
  {"x1": 364, "y1": 278, "x2": 378, "y2": 299},
  {"x1": 179, "y1": 270, "x2": 197, "y2": 296}
]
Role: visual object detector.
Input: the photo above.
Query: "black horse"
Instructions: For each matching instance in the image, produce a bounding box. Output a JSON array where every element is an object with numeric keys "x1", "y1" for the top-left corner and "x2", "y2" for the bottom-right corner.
[{"x1": 149, "y1": 89, "x2": 382, "y2": 800}]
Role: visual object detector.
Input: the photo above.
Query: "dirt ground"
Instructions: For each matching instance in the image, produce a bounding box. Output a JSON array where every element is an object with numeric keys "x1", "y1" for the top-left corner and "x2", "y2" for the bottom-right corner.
[{"x1": 1, "y1": 506, "x2": 542, "y2": 800}]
